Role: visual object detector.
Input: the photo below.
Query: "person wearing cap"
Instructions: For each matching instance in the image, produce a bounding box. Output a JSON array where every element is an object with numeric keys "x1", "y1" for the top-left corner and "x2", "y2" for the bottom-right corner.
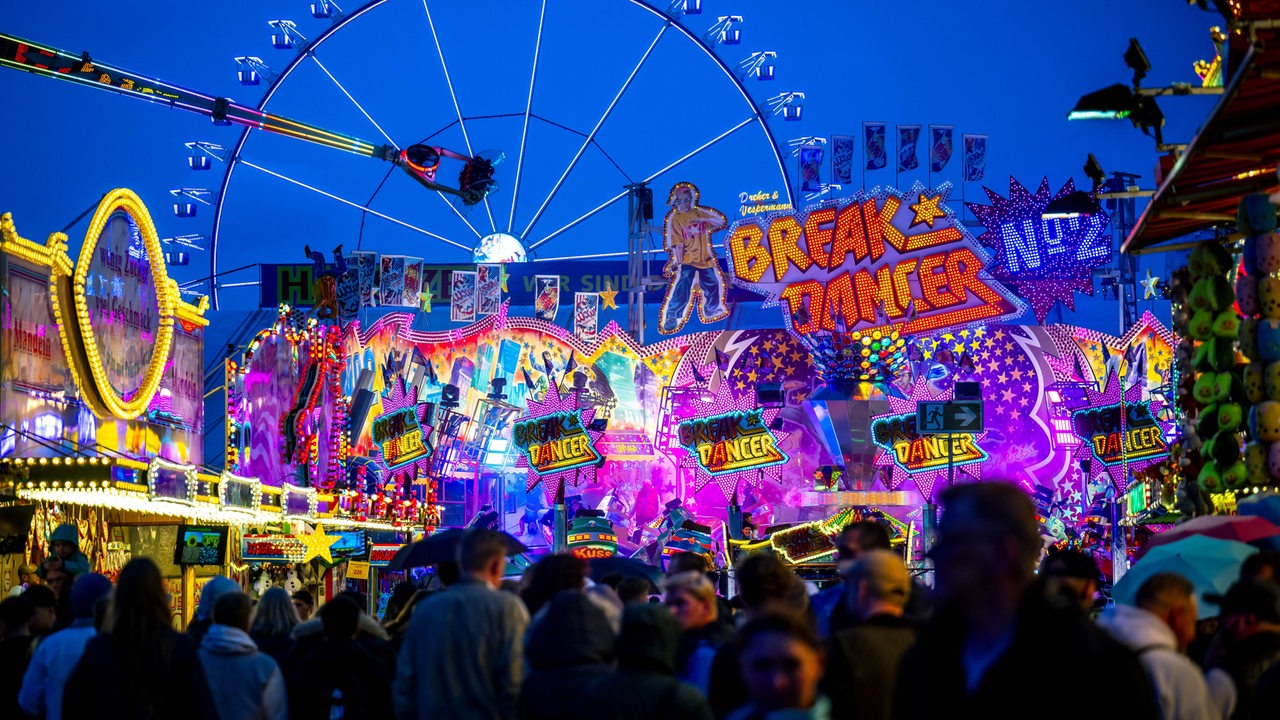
[
  {"x1": 188, "y1": 575, "x2": 240, "y2": 646},
  {"x1": 18, "y1": 573, "x2": 113, "y2": 720},
  {"x1": 1097, "y1": 572, "x2": 1230, "y2": 720},
  {"x1": 821, "y1": 548, "x2": 916, "y2": 720},
  {"x1": 40, "y1": 524, "x2": 91, "y2": 580},
  {"x1": 1208, "y1": 580, "x2": 1280, "y2": 720},
  {"x1": 1040, "y1": 548, "x2": 1104, "y2": 616}
]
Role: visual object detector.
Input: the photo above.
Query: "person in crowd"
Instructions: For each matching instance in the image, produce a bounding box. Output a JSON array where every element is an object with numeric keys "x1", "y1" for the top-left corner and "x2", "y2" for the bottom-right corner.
[
  {"x1": 521, "y1": 553, "x2": 586, "y2": 618},
  {"x1": 599, "y1": 572, "x2": 625, "y2": 591},
  {"x1": 41, "y1": 525, "x2": 91, "y2": 581},
  {"x1": 382, "y1": 581, "x2": 418, "y2": 625},
  {"x1": 617, "y1": 576, "x2": 654, "y2": 605},
  {"x1": 1240, "y1": 552, "x2": 1280, "y2": 585},
  {"x1": 892, "y1": 482, "x2": 1158, "y2": 720},
  {"x1": 290, "y1": 589, "x2": 315, "y2": 621},
  {"x1": 725, "y1": 613, "x2": 830, "y2": 719},
  {"x1": 62, "y1": 557, "x2": 215, "y2": 720},
  {"x1": 43, "y1": 566, "x2": 74, "y2": 603},
  {"x1": 393, "y1": 528, "x2": 530, "y2": 720},
  {"x1": 23, "y1": 584, "x2": 58, "y2": 638},
  {"x1": 384, "y1": 590, "x2": 431, "y2": 653},
  {"x1": 1040, "y1": 548, "x2": 1104, "y2": 616},
  {"x1": 811, "y1": 521, "x2": 892, "y2": 638},
  {"x1": 292, "y1": 590, "x2": 393, "y2": 665},
  {"x1": 7, "y1": 563, "x2": 40, "y2": 597},
  {"x1": 520, "y1": 589, "x2": 616, "y2": 720},
  {"x1": 188, "y1": 575, "x2": 240, "y2": 646},
  {"x1": 584, "y1": 603, "x2": 714, "y2": 720},
  {"x1": 0, "y1": 596, "x2": 35, "y2": 717},
  {"x1": 199, "y1": 592, "x2": 287, "y2": 720},
  {"x1": 585, "y1": 581, "x2": 625, "y2": 635},
  {"x1": 665, "y1": 570, "x2": 732, "y2": 693},
  {"x1": 1208, "y1": 580, "x2": 1280, "y2": 720},
  {"x1": 249, "y1": 587, "x2": 300, "y2": 668},
  {"x1": 19, "y1": 573, "x2": 113, "y2": 720},
  {"x1": 668, "y1": 551, "x2": 734, "y2": 625},
  {"x1": 1097, "y1": 572, "x2": 1227, "y2": 719},
  {"x1": 821, "y1": 549, "x2": 917, "y2": 720},
  {"x1": 708, "y1": 553, "x2": 810, "y2": 718},
  {"x1": 287, "y1": 595, "x2": 390, "y2": 720}
]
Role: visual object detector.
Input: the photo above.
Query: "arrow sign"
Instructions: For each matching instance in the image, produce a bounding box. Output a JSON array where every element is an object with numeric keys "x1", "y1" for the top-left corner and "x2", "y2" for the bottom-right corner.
[
  {"x1": 916, "y1": 400, "x2": 984, "y2": 434},
  {"x1": 954, "y1": 403, "x2": 978, "y2": 428}
]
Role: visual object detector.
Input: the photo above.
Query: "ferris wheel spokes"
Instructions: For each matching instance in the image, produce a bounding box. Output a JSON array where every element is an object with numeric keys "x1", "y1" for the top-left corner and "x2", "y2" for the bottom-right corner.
[
  {"x1": 519, "y1": 24, "x2": 669, "y2": 243},
  {"x1": 526, "y1": 116, "x2": 755, "y2": 254},
  {"x1": 420, "y1": 0, "x2": 497, "y2": 235},
  {"x1": 508, "y1": 0, "x2": 549, "y2": 236},
  {"x1": 308, "y1": 53, "x2": 399, "y2": 151}
]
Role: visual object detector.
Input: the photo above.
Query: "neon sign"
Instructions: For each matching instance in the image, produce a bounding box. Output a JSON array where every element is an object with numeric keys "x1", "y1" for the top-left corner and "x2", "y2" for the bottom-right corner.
[
  {"x1": 1071, "y1": 401, "x2": 1168, "y2": 467},
  {"x1": 724, "y1": 182, "x2": 1023, "y2": 336},
  {"x1": 870, "y1": 413, "x2": 987, "y2": 473},
  {"x1": 513, "y1": 411, "x2": 602, "y2": 475},
  {"x1": 677, "y1": 410, "x2": 787, "y2": 476},
  {"x1": 372, "y1": 407, "x2": 430, "y2": 469}
]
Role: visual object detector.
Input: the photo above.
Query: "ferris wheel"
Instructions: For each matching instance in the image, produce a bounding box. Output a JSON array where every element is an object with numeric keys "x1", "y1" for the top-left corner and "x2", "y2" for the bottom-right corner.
[{"x1": 188, "y1": 0, "x2": 799, "y2": 309}]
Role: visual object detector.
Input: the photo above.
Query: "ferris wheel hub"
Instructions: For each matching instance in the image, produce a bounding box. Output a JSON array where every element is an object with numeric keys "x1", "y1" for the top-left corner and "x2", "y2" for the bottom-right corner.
[{"x1": 474, "y1": 232, "x2": 527, "y2": 264}]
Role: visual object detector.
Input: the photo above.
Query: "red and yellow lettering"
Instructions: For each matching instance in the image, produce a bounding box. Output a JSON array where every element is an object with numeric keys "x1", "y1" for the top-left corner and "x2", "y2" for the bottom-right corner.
[
  {"x1": 918, "y1": 252, "x2": 958, "y2": 310},
  {"x1": 780, "y1": 280, "x2": 823, "y2": 334},
  {"x1": 853, "y1": 266, "x2": 897, "y2": 323},
  {"x1": 821, "y1": 271, "x2": 857, "y2": 331},
  {"x1": 829, "y1": 202, "x2": 868, "y2": 269},
  {"x1": 804, "y1": 207, "x2": 837, "y2": 269},
  {"x1": 768, "y1": 216, "x2": 810, "y2": 281},
  {"x1": 727, "y1": 223, "x2": 770, "y2": 283}
]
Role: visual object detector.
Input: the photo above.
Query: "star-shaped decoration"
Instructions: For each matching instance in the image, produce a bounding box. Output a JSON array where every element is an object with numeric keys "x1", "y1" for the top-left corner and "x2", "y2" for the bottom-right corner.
[
  {"x1": 499, "y1": 264, "x2": 510, "y2": 293},
  {"x1": 420, "y1": 286, "x2": 433, "y2": 313},
  {"x1": 1141, "y1": 269, "x2": 1160, "y2": 300},
  {"x1": 909, "y1": 193, "x2": 947, "y2": 228},
  {"x1": 599, "y1": 280, "x2": 619, "y2": 310},
  {"x1": 298, "y1": 523, "x2": 340, "y2": 564},
  {"x1": 512, "y1": 375, "x2": 607, "y2": 502}
]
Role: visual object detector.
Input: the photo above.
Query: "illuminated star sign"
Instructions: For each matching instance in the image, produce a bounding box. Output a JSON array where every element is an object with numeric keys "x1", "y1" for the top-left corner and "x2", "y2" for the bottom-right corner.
[
  {"x1": 512, "y1": 376, "x2": 606, "y2": 502},
  {"x1": 1141, "y1": 269, "x2": 1161, "y2": 300},
  {"x1": 869, "y1": 377, "x2": 988, "y2": 500},
  {"x1": 966, "y1": 177, "x2": 1111, "y2": 323},
  {"x1": 371, "y1": 376, "x2": 435, "y2": 488},
  {"x1": 723, "y1": 181, "x2": 1025, "y2": 339}
]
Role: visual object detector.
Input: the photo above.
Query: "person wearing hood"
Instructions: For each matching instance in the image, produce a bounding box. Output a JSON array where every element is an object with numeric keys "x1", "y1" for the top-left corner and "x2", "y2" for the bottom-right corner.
[
  {"x1": 520, "y1": 589, "x2": 616, "y2": 720},
  {"x1": 1097, "y1": 572, "x2": 1230, "y2": 719},
  {"x1": 189, "y1": 575, "x2": 240, "y2": 645},
  {"x1": 584, "y1": 603, "x2": 713, "y2": 720},
  {"x1": 19, "y1": 573, "x2": 113, "y2": 720},
  {"x1": 41, "y1": 524, "x2": 91, "y2": 581},
  {"x1": 199, "y1": 591, "x2": 287, "y2": 720}
]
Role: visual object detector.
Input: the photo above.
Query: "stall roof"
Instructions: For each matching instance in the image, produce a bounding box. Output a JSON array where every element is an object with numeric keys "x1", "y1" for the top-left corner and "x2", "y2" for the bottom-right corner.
[{"x1": 1123, "y1": 12, "x2": 1280, "y2": 254}]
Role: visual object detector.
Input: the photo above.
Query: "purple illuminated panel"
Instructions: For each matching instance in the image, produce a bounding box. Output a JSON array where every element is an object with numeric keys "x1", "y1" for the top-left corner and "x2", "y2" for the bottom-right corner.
[
  {"x1": 150, "y1": 464, "x2": 192, "y2": 503},
  {"x1": 83, "y1": 210, "x2": 162, "y2": 400},
  {"x1": 284, "y1": 489, "x2": 313, "y2": 517}
]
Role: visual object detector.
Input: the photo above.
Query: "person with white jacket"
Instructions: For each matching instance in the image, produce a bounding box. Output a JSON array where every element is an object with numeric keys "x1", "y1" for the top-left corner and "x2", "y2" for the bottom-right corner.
[{"x1": 1098, "y1": 572, "x2": 1235, "y2": 720}]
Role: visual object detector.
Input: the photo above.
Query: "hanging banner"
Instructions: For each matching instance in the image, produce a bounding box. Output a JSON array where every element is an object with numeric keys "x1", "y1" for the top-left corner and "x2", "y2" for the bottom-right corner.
[
  {"x1": 574, "y1": 292, "x2": 599, "y2": 341},
  {"x1": 897, "y1": 125, "x2": 921, "y2": 172},
  {"x1": 477, "y1": 264, "x2": 502, "y2": 316},
  {"x1": 450, "y1": 270, "x2": 477, "y2": 323},
  {"x1": 534, "y1": 275, "x2": 561, "y2": 322},
  {"x1": 379, "y1": 255, "x2": 407, "y2": 307},
  {"x1": 798, "y1": 145, "x2": 825, "y2": 193},
  {"x1": 929, "y1": 125, "x2": 954, "y2": 173},
  {"x1": 723, "y1": 181, "x2": 1025, "y2": 337},
  {"x1": 352, "y1": 251, "x2": 378, "y2": 308},
  {"x1": 402, "y1": 257, "x2": 424, "y2": 309},
  {"x1": 831, "y1": 135, "x2": 854, "y2": 184},
  {"x1": 864, "y1": 123, "x2": 887, "y2": 171},
  {"x1": 963, "y1": 134, "x2": 988, "y2": 182}
]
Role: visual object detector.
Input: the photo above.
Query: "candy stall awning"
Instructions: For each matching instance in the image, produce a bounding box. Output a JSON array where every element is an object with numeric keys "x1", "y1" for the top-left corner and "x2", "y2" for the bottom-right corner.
[{"x1": 1122, "y1": 14, "x2": 1280, "y2": 254}]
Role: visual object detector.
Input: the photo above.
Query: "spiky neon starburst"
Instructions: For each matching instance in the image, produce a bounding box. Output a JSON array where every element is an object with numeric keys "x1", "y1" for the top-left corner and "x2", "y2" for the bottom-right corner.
[
  {"x1": 513, "y1": 376, "x2": 607, "y2": 502},
  {"x1": 371, "y1": 376, "x2": 435, "y2": 497},
  {"x1": 870, "y1": 377, "x2": 987, "y2": 500},
  {"x1": 1065, "y1": 368, "x2": 1174, "y2": 491}
]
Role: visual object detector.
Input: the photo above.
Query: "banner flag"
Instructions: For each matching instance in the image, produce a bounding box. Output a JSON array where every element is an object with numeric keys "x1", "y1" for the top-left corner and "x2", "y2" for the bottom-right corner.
[
  {"x1": 831, "y1": 135, "x2": 854, "y2": 184},
  {"x1": 534, "y1": 275, "x2": 561, "y2": 322},
  {"x1": 574, "y1": 292, "x2": 599, "y2": 341},
  {"x1": 798, "y1": 145, "x2": 825, "y2": 192},
  {"x1": 477, "y1": 264, "x2": 502, "y2": 315},
  {"x1": 352, "y1": 251, "x2": 378, "y2": 308},
  {"x1": 929, "y1": 125, "x2": 954, "y2": 172},
  {"x1": 963, "y1": 134, "x2": 988, "y2": 182},
  {"x1": 450, "y1": 270, "x2": 477, "y2": 323},
  {"x1": 864, "y1": 123, "x2": 887, "y2": 170},
  {"x1": 402, "y1": 257, "x2": 423, "y2": 308},
  {"x1": 378, "y1": 255, "x2": 406, "y2": 307},
  {"x1": 897, "y1": 125, "x2": 921, "y2": 172}
]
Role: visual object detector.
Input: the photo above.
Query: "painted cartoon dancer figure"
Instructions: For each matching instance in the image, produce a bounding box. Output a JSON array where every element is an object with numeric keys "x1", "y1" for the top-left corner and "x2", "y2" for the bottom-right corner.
[{"x1": 659, "y1": 182, "x2": 729, "y2": 334}]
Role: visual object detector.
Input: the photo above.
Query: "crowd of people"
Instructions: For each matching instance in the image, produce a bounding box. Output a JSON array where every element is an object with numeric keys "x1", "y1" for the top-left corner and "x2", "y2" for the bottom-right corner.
[{"x1": 1, "y1": 484, "x2": 1280, "y2": 719}]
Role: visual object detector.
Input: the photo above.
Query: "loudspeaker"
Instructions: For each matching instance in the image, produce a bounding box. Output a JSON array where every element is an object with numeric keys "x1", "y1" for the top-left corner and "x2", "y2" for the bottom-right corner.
[
  {"x1": 641, "y1": 187, "x2": 654, "y2": 221},
  {"x1": 441, "y1": 383, "x2": 460, "y2": 409},
  {"x1": 588, "y1": 417, "x2": 609, "y2": 432},
  {"x1": 756, "y1": 382, "x2": 784, "y2": 407},
  {"x1": 954, "y1": 381, "x2": 981, "y2": 400}
]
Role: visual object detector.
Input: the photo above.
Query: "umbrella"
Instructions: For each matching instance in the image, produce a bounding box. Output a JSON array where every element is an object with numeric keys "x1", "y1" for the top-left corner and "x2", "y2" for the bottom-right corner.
[
  {"x1": 1239, "y1": 491, "x2": 1280, "y2": 528},
  {"x1": 387, "y1": 529, "x2": 529, "y2": 572},
  {"x1": 588, "y1": 555, "x2": 662, "y2": 589},
  {"x1": 1136, "y1": 514, "x2": 1280, "y2": 559},
  {"x1": 1115, "y1": 535, "x2": 1256, "y2": 619}
]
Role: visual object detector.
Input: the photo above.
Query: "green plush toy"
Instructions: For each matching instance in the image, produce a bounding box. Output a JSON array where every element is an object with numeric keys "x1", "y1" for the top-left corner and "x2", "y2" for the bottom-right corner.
[
  {"x1": 1245, "y1": 364, "x2": 1266, "y2": 403},
  {"x1": 1189, "y1": 243, "x2": 1231, "y2": 280},
  {"x1": 1193, "y1": 337, "x2": 1236, "y2": 372},
  {"x1": 1212, "y1": 372, "x2": 1234, "y2": 404},
  {"x1": 1245, "y1": 442, "x2": 1270, "y2": 485},
  {"x1": 1240, "y1": 317, "x2": 1261, "y2": 361},
  {"x1": 1199, "y1": 402, "x2": 1221, "y2": 438},
  {"x1": 1193, "y1": 372, "x2": 1218, "y2": 405},
  {"x1": 1218, "y1": 403, "x2": 1243, "y2": 433},
  {"x1": 1188, "y1": 309, "x2": 1214, "y2": 340},
  {"x1": 1222, "y1": 460, "x2": 1249, "y2": 489},
  {"x1": 1212, "y1": 311, "x2": 1242, "y2": 339},
  {"x1": 1210, "y1": 276, "x2": 1237, "y2": 312},
  {"x1": 1188, "y1": 278, "x2": 1215, "y2": 312},
  {"x1": 1198, "y1": 462, "x2": 1223, "y2": 493},
  {"x1": 1208, "y1": 432, "x2": 1241, "y2": 466}
]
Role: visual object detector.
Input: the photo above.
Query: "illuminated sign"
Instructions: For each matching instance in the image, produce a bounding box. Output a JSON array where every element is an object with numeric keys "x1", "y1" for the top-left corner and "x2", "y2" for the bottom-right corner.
[
  {"x1": 737, "y1": 189, "x2": 793, "y2": 218},
  {"x1": 966, "y1": 177, "x2": 1111, "y2": 322},
  {"x1": 372, "y1": 407, "x2": 430, "y2": 469},
  {"x1": 241, "y1": 534, "x2": 306, "y2": 563},
  {"x1": 513, "y1": 411, "x2": 602, "y2": 475},
  {"x1": 724, "y1": 182, "x2": 1023, "y2": 336},
  {"x1": 870, "y1": 413, "x2": 987, "y2": 473},
  {"x1": 567, "y1": 514, "x2": 618, "y2": 560},
  {"x1": 677, "y1": 410, "x2": 787, "y2": 476},
  {"x1": 369, "y1": 543, "x2": 401, "y2": 567},
  {"x1": 1071, "y1": 401, "x2": 1168, "y2": 467}
]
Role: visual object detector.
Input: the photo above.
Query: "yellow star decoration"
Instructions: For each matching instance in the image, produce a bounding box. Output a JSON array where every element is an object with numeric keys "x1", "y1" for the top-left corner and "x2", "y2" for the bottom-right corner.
[
  {"x1": 499, "y1": 264, "x2": 510, "y2": 293},
  {"x1": 599, "y1": 280, "x2": 619, "y2": 310},
  {"x1": 909, "y1": 193, "x2": 947, "y2": 228},
  {"x1": 299, "y1": 524, "x2": 340, "y2": 563},
  {"x1": 420, "y1": 286, "x2": 433, "y2": 313}
]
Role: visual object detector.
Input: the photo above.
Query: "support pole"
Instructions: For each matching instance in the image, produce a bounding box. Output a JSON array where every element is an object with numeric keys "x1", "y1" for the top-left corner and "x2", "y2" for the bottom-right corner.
[
  {"x1": 181, "y1": 565, "x2": 196, "y2": 630},
  {"x1": 553, "y1": 482, "x2": 568, "y2": 554}
]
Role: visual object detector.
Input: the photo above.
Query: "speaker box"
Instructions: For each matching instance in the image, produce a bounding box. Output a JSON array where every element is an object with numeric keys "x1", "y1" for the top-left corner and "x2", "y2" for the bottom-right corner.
[{"x1": 756, "y1": 382, "x2": 784, "y2": 406}]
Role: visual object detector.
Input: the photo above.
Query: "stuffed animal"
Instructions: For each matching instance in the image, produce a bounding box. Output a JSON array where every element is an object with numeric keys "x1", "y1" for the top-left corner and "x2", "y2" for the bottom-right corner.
[
  {"x1": 1244, "y1": 235, "x2": 1261, "y2": 276},
  {"x1": 1198, "y1": 462, "x2": 1223, "y2": 493},
  {"x1": 1261, "y1": 320, "x2": 1280, "y2": 362},
  {"x1": 1213, "y1": 311, "x2": 1242, "y2": 339},
  {"x1": 1188, "y1": 309, "x2": 1215, "y2": 341},
  {"x1": 1245, "y1": 442, "x2": 1270, "y2": 484},
  {"x1": 1238, "y1": 274, "x2": 1261, "y2": 316},
  {"x1": 1189, "y1": 243, "x2": 1231, "y2": 280},
  {"x1": 284, "y1": 566, "x2": 303, "y2": 595},
  {"x1": 1261, "y1": 276, "x2": 1280, "y2": 319},
  {"x1": 1246, "y1": 364, "x2": 1267, "y2": 403},
  {"x1": 1270, "y1": 441, "x2": 1280, "y2": 482},
  {"x1": 1241, "y1": 317, "x2": 1261, "y2": 361},
  {"x1": 1194, "y1": 372, "x2": 1219, "y2": 405},
  {"x1": 1239, "y1": 194, "x2": 1279, "y2": 236},
  {"x1": 1260, "y1": 232, "x2": 1280, "y2": 275},
  {"x1": 1223, "y1": 460, "x2": 1249, "y2": 489},
  {"x1": 1252, "y1": 401, "x2": 1280, "y2": 442}
]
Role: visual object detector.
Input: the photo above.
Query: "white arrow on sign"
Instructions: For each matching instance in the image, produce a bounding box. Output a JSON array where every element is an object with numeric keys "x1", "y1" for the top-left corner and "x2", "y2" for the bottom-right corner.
[{"x1": 955, "y1": 405, "x2": 978, "y2": 427}]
